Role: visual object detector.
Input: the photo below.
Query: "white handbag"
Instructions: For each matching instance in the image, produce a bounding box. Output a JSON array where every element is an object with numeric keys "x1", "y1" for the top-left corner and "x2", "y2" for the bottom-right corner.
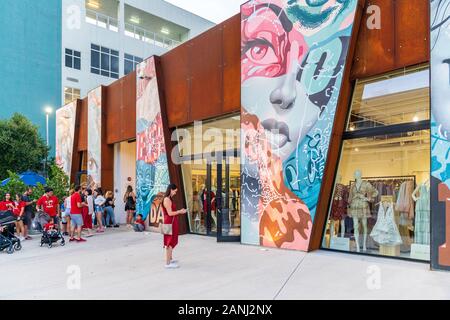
[{"x1": 161, "y1": 221, "x2": 173, "y2": 235}]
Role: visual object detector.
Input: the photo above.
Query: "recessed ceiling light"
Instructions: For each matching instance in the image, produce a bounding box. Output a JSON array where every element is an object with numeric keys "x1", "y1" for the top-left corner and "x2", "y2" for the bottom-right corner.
[
  {"x1": 354, "y1": 148, "x2": 359, "y2": 152},
  {"x1": 413, "y1": 115, "x2": 419, "y2": 122},
  {"x1": 87, "y1": 1, "x2": 100, "y2": 9},
  {"x1": 130, "y1": 16, "x2": 140, "y2": 24},
  {"x1": 161, "y1": 27, "x2": 170, "y2": 35}
]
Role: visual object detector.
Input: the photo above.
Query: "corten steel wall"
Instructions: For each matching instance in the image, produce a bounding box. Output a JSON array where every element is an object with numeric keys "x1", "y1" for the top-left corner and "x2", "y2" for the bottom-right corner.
[
  {"x1": 162, "y1": 14, "x2": 241, "y2": 128},
  {"x1": 78, "y1": 98, "x2": 88, "y2": 152},
  {"x1": 105, "y1": 71, "x2": 137, "y2": 145},
  {"x1": 71, "y1": 100, "x2": 83, "y2": 185},
  {"x1": 100, "y1": 85, "x2": 114, "y2": 192},
  {"x1": 351, "y1": 0, "x2": 430, "y2": 79}
]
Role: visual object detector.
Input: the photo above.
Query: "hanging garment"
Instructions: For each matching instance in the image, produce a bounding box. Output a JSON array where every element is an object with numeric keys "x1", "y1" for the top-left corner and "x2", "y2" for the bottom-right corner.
[
  {"x1": 370, "y1": 202, "x2": 403, "y2": 246},
  {"x1": 330, "y1": 183, "x2": 348, "y2": 221},
  {"x1": 348, "y1": 180, "x2": 378, "y2": 219},
  {"x1": 395, "y1": 181, "x2": 415, "y2": 219},
  {"x1": 414, "y1": 183, "x2": 430, "y2": 245}
]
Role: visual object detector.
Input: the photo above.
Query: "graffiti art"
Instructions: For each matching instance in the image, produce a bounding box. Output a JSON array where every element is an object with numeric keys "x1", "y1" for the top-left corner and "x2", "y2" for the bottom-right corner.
[
  {"x1": 240, "y1": 0, "x2": 358, "y2": 251},
  {"x1": 87, "y1": 87, "x2": 102, "y2": 190},
  {"x1": 430, "y1": 0, "x2": 450, "y2": 270},
  {"x1": 56, "y1": 101, "x2": 77, "y2": 178},
  {"x1": 136, "y1": 57, "x2": 170, "y2": 221}
]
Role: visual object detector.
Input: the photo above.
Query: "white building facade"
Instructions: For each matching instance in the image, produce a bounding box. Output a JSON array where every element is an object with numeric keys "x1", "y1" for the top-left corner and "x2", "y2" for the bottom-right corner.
[{"x1": 61, "y1": 0, "x2": 214, "y2": 105}]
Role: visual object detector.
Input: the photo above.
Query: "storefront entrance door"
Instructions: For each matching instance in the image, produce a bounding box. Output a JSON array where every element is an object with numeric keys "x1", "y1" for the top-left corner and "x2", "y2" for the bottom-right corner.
[
  {"x1": 181, "y1": 151, "x2": 240, "y2": 242},
  {"x1": 205, "y1": 152, "x2": 240, "y2": 242}
]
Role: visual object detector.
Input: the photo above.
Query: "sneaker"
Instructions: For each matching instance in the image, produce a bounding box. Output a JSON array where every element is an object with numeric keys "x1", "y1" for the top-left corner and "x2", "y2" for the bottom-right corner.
[
  {"x1": 113, "y1": 224, "x2": 120, "y2": 228},
  {"x1": 19, "y1": 236, "x2": 25, "y2": 241},
  {"x1": 165, "y1": 262, "x2": 179, "y2": 269},
  {"x1": 25, "y1": 236, "x2": 32, "y2": 240},
  {"x1": 170, "y1": 260, "x2": 178, "y2": 264},
  {"x1": 63, "y1": 232, "x2": 69, "y2": 236},
  {"x1": 69, "y1": 237, "x2": 75, "y2": 242},
  {"x1": 96, "y1": 229, "x2": 104, "y2": 233},
  {"x1": 76, "y1": 238, "x2": 87, "y2": 242},
  {"x1": 106, "y1": 225, "x2": 112, "y2": 228}
]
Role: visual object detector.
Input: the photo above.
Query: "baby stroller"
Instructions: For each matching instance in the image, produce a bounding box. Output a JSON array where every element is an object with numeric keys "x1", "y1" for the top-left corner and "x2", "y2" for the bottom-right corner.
[
  {"x1": 40, "y1": 228, "x2": 65, "y2": 248},
  {"x1": 0, "y1": 211, "x2": 22, "y2": 254}
]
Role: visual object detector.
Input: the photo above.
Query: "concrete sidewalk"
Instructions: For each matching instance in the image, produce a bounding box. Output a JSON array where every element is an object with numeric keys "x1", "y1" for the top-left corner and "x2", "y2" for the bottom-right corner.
[{"x1": 1, "y1": 228, "x2": 449, "y2": 300}]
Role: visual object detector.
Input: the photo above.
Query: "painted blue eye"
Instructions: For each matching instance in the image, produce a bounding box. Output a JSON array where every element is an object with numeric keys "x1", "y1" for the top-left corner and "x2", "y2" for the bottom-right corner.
[{"x1": 305, "y1": 0, "x2": 329, "y2": 7}]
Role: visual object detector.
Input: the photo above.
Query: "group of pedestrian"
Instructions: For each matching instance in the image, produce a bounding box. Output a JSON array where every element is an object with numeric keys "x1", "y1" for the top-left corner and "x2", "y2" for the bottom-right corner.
[
  {"x1": 1, "y1": 181, "x2": 187, "y2": 270},
  {"x1": 60, "y1": 186, "x2": 126, "y2": 242},
  {"x1": 0, "y1": 188, "x2": 35, "y2": 241}
]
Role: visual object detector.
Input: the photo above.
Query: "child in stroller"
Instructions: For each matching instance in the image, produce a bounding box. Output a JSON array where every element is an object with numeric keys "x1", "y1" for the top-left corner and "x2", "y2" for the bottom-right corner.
[
  {"x1": 41, "y1": 220, "x2": 65, "y2": 248},
  {"x1": 0, "y1": 211, "x2": 22, "y2": 254}
]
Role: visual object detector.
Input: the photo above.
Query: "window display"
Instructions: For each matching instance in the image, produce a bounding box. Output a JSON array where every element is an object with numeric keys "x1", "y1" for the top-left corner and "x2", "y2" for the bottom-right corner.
[{"x1": 322, "y1": 66, "x2": 431, "y2": 261}]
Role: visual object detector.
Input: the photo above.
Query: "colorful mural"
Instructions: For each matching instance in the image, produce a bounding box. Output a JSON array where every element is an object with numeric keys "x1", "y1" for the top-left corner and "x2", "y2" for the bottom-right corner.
[
  {"x1": 55, "y1": 101, "x2": 77, "y2": 177},
  {"x1": 430, "y1": 0, "x2": 450, "y2": 270},
  {"x1": 136, "y1": 57, "x2": 170, "y2": 221},
  {"x1": 87, "y1": 87, "x2": 102, "y2": 189},
  {"x1": 240, "y1": 0, "x2": 358, "y2": 250}
]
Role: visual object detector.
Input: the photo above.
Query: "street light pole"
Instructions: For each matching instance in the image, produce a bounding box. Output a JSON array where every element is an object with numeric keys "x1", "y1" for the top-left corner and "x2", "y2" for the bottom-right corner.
[
  {"x1": 46, "y1": 112, "x2": 49, "y2": 147},
  {"x1": 44, "y1": 106, "x2": 53, "y2": 178}
]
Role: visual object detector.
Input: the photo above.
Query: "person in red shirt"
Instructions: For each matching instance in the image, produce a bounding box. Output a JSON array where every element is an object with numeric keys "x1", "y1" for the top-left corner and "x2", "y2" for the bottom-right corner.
[
  {"x1": 70, "y1": 185, "x2": 88, "y2": 242},
  {"x1": 0, "y1": 193, "x2": 15, "y2": 212},
  {"x1": 12, "y1": 194, "x2": 26, "y2": 240},
  {"x1": 133, "y1": 214, "x2": 145, "y2": 232},
  {"x1": 36, "y1": 188, "x2": 60, "y2": 225}
]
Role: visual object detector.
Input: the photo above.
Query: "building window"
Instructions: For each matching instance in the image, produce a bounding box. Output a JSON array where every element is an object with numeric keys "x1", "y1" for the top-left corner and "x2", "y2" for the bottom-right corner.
[
  {"x1": 124, "y1": 54, "x2": 143, "y2": 75},
  {"x1": 64, "y1": 87, "x2": 80, "y2": 104},
  {"x1": 65, "y1": 49, "x2": 81, "y2": 70},
  {"x1": 321, "y1": 65, "x2": 431, "y2": 262},
  {"x1": 90, "y1": 44, "x2": 119, "y2": 79}
]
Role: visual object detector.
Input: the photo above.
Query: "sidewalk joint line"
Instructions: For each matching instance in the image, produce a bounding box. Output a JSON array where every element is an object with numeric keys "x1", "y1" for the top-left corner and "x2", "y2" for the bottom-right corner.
[{"x1": 273, "y1": 253, "x2": 308, "y2": 300}]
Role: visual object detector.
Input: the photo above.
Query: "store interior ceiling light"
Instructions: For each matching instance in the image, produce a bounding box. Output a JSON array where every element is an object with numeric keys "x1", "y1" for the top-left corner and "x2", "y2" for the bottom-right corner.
[
  {"x1": 130, "y1": 16, "x2": 140, "y2": 24},
  {"x1": 161, "y1": 27, "x2": 170, "y2": 35},
  {"x1": 413, "y1": 115, "x2": 419, "y2": 122},
  {"x1": 87, "y1": 1, "x2": 100, "y2": 9}
]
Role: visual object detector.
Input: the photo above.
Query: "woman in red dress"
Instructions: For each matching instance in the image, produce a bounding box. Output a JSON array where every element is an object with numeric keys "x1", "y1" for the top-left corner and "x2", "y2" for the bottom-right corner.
[{"x1": 162, "y1": 184, "x2": 187, "y2": 269}]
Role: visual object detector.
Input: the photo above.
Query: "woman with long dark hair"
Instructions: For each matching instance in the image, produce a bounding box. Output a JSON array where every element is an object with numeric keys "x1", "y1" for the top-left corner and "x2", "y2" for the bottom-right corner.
[
  {"x1": 162, "y1": 184, "x2": 187, "y2": 269},
  {"x1": 123, "y1": 185, "x2": 136, "y2": 229}
]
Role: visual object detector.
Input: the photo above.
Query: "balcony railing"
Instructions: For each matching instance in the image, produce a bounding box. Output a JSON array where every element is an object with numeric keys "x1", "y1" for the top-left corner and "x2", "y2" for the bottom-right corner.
[
  {"x1": 86, "y1": 9, "x2": 119, "y2": 32},
  {"x1": 124, "y1": 23, "x2": 181, "y2": 49},
  {"x1": 85, "y1": 10, "x2": 182, "y2": 50}
]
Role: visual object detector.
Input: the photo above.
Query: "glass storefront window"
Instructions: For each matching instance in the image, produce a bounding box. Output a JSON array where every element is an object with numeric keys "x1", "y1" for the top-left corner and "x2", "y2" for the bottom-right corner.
[
  {"x1": 347, "y1": 66, "x2": 430, "y2": 131},
  {"x1": 176, "y1": 115, "x2": 240, "y2": 158},
  {"x1": 181, "y1": 159, "x2": 209, "y2": 235},
  {"x1": 177, "y1": 115, "x2": 241, "y2": 238},
  {"x1": 322, "y1": 66, "x2": 431, "y2": 261}
]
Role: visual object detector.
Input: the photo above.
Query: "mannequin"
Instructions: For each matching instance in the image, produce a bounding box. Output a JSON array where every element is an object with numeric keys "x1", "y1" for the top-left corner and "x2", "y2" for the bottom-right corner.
[
  {"x1": 412, "y1": 178, "x2": 430, "y2": 245},
  {"x1": 348, "y1": 169, "x2": 378, "y2": 252},
  {"x1": 330, "y1": 174, "x2": 347, "y2": 238}
]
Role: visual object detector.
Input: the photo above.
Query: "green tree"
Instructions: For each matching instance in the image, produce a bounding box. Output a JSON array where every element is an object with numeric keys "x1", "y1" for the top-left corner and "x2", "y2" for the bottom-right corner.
[
  {"x1": 0, "y1": 113, "x2": 49, "y2": 180},
  {"x1": 46, "y1": 164, "x2": 71, "y2": 201},
  {"x1": 0, "y1": 171, "x2": 27, "y2": 200}
]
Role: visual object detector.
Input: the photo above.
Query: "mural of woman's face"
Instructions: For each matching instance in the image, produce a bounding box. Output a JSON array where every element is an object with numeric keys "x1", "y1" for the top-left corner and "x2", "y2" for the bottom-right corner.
[
  {"x1": 242, "y1": 0, "x2": 352, "y2": 161},
  {"x1": 431, "y1": 10, "x2": 450, "y2": 135},
  {"x1": 137, "y1": 163, "x2": 152, "y2": 199}
]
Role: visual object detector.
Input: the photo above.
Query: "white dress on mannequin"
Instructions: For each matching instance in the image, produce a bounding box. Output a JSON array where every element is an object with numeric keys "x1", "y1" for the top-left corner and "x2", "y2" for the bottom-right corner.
[{"x1": 370, "y1": 202, "x2": 402, "y2": 246}]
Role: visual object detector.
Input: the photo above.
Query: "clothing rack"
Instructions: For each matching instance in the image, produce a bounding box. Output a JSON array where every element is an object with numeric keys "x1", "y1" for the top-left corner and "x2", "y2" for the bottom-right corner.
[{"x1": 349, "y1": 175, "x2": 416, "y2": 188}]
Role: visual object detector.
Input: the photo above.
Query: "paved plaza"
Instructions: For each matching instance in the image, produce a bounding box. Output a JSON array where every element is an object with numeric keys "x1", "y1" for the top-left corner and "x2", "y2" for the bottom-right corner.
[{"x1": 1, "y1": 228, "x2": 449, "y2": 300}]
